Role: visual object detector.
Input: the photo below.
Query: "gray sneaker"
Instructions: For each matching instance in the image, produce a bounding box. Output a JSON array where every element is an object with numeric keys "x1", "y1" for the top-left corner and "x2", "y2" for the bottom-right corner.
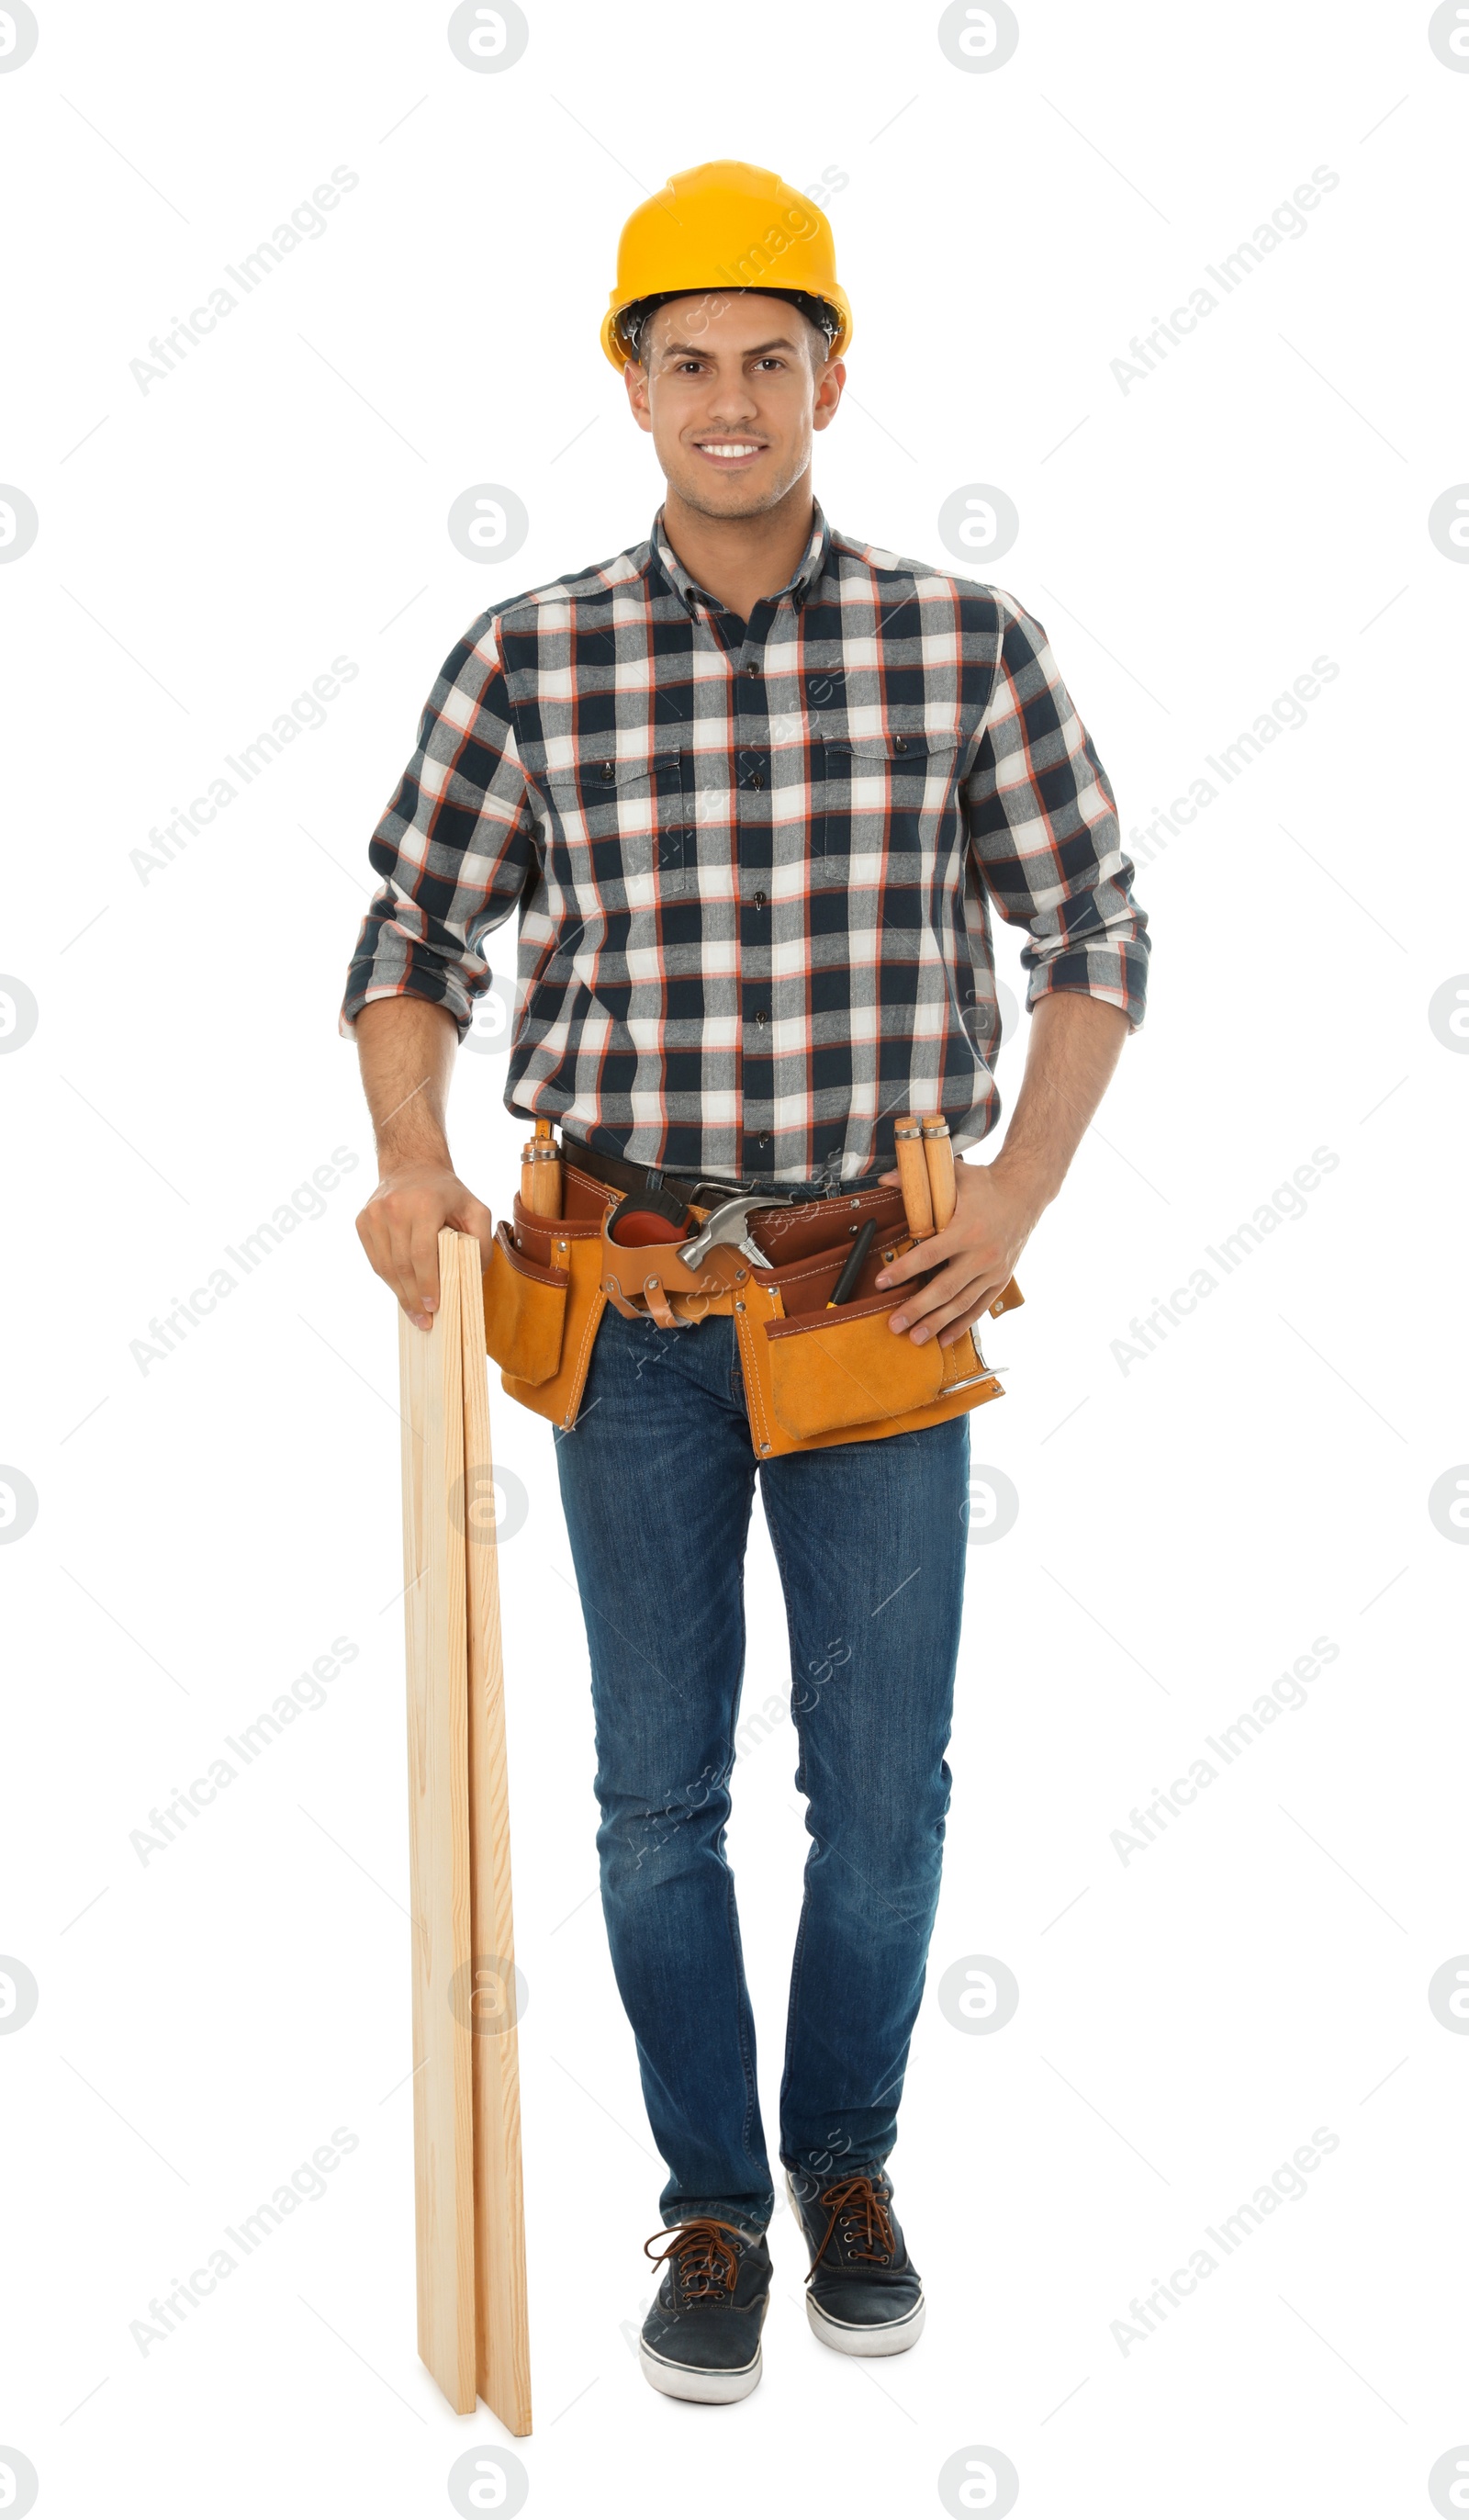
[
  {"x1": 786, "y1": 2166, "x2": 925, "y2": 2357},
  {"x1": 638, "y1": 2217, "x2": 772, "y2": 2403}
]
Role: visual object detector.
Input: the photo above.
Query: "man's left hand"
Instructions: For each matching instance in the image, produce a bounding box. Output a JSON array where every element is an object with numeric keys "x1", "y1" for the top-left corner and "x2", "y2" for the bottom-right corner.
[{"x1": 875, "y1": 1156, "x2": 1043, "y2": 1345}]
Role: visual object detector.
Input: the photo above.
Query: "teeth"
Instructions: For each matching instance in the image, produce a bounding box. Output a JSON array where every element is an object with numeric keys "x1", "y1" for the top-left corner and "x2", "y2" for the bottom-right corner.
[{"x1": 701, "y1": 444, "x2": 760, "y2": 459}]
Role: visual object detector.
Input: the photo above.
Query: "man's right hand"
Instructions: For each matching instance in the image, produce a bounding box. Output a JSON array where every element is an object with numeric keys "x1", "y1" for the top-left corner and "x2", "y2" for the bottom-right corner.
[{"x1": 355, "y1": 1160, "x2": 494, "y2": 1332}]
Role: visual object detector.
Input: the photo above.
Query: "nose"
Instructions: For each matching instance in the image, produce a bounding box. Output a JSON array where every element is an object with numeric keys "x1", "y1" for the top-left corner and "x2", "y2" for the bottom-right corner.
[{"x1": 701, "y1": 370, "x2": 760, "y2": 429}]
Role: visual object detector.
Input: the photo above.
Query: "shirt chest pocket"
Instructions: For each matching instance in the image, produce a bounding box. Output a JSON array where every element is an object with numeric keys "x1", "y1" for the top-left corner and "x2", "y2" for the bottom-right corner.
[
  {"x1": 540, "y1": 748, "x2": 698, "y2": 899},
  {"x1": 813, "y1": 726, "x2": 963, "y2": 865}
]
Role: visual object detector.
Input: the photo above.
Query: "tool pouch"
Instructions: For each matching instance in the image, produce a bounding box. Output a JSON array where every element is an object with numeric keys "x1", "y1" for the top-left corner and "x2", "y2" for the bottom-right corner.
[
  {"x1": 483, "y1": 1170, "x2": 618, "y2": 1430},
  {"x1": 486, "y1": 1153, "x2": 1024, "y2": 1455},
  {"x1": 481, "y1": 1221, "x2": 567, "y2": 1387},
  {"x1": 767, "y1": 1297, "x2": 948, "y2": 1438},
  {"x1": 731, "y1": 1201, "x2": 1020, "y2": 1458}
]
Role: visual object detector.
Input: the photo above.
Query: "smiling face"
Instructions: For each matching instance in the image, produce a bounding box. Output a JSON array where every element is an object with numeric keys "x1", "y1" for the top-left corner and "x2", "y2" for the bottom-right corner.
[{"x1": 622, "y1": 291, "x2": 845, "y2": 520}]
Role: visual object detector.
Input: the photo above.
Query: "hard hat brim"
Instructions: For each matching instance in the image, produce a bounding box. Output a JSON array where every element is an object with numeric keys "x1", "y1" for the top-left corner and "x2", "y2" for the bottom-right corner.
[{"x1": 600, "y1": 283, "x2": 851, "y2": 371}]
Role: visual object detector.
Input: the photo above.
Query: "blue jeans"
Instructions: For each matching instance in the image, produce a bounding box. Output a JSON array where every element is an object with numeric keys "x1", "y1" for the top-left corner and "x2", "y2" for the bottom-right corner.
[{"x1": 554, "y1": 1299, "x2": 969, "y2": 2233}]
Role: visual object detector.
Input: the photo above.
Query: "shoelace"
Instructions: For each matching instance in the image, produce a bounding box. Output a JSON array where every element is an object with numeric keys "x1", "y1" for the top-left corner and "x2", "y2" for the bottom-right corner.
[
  {"x1": 644, "y1": 2216, "x2": 745, "y2": 2305},
  {"x1": 806, "y1": 2175, "x2": 896, "y2": 2278}
]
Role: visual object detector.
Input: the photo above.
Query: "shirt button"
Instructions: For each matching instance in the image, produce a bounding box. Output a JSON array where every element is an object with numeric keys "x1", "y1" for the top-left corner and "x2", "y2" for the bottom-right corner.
[
  {"x1": 745, "y1": 660, "x2": 760, "y2": 677},
  {"x1": 754, "y1": 1008, "x2": 768, "y2": 1027},
  {"x1": 747, "y1": 770, "x2": 764, "y2": 789},
  {"x1": 892, "y1": 735, "x2": 909, "y2": 755},
  {"x1": 759, "y1": 1131, "x2": 772, "y2": 1147},
  {"x1": 599, "y1": 761, "x2": 615, "y2": 782},
  {"x1": 752, "y1": 889, "x2": 768, "y2": 909}
]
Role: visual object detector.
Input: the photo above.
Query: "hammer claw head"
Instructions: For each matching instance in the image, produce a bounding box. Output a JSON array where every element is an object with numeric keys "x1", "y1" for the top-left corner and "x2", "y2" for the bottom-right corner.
[{"x1": 678, "y1": 1190, "x2": 796, "y2": 1272}]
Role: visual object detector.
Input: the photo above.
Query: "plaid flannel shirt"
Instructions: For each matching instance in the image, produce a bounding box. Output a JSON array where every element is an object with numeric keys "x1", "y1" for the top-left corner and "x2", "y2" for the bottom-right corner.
[{"x1": 342, "y1": 501, "x2": 1149, "y2": 1183}]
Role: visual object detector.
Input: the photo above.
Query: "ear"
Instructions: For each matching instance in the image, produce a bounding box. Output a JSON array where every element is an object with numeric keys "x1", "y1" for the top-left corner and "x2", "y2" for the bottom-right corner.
[
  {"x1": 622, "y1": 355, "x2": 654, "y2": 435},
  {"x1": 812, "y1": 356, "x2": 846, "y2": 434}
]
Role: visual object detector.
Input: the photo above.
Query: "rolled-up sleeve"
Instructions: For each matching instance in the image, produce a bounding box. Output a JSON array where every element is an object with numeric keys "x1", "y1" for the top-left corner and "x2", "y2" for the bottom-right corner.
[
  {"x1": 339, "y1": 612, "x2": 537, "y2": 1041},
  {"x1": 965, "y1": 597, "x2": 1149, "y2": 1027}
]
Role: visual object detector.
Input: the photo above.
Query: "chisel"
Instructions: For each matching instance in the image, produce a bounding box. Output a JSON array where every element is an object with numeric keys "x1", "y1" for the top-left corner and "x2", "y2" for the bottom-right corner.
[
  {"x1": 520, "y1": 1117, "x2": 563, "y2": 1219},
  {"x1": 892, "y1": 1116, "x2": 934, "y2": 1239},
  {"x1": 922, "y1": 1115, "x2": 957, "y2": 1232}
]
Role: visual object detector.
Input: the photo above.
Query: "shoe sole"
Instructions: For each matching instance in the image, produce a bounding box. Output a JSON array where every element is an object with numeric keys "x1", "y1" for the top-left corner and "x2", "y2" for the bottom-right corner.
[
  {"x1": 804, "y1": 2290, "x2": 925, "y2": 2357},
  {"x1": 786, "y1": 2173, "x2": 926, "y2": 2358},
  {"x1": 638, "y1": 2339, "x2": 762, "y2": 2403}
]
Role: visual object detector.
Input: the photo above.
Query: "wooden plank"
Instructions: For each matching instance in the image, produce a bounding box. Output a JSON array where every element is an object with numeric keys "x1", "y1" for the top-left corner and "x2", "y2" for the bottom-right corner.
[
  {"x1": 398, "y1": 1239, "x2": 477, "y2": 2414},
  {"x1": 456, "y1": 1235, "x2": 533, "y2": 2436}
]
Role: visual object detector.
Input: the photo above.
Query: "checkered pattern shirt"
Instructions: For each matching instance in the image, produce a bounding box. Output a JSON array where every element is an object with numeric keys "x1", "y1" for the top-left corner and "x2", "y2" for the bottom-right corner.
[{"x1": 341, "y1": 501, "x2": 1149, "y2": 1182}]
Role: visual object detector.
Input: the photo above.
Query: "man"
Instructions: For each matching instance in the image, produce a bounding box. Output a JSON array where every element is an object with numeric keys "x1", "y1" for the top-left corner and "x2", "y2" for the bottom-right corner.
[{"x1": 344, "y1": 161, "x2": 1149, "y2": 2405}]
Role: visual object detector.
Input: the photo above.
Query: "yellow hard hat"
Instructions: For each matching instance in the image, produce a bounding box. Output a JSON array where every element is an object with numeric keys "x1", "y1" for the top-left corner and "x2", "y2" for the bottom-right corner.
[{"x1": 600, "y1": 159, "x2": 852, "y2": 371}]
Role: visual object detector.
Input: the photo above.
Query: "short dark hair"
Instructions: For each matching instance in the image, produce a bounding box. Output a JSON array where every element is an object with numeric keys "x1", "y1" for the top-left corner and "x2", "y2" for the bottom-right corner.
[{"x1": 619, "y1": 287, "x2": 840, "y2": 366}]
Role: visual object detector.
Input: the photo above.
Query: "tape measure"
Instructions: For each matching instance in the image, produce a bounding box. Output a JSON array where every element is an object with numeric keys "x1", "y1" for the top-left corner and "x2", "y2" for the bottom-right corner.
[{"x1": 606, "y1": 1182, "x2": 690, "y2": 1247}]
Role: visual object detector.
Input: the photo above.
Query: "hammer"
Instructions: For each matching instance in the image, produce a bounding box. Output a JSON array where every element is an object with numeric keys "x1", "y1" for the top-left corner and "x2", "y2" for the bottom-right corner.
[{"x1": 678, "y1": 1190, "x2": 797, "y2": 1272}]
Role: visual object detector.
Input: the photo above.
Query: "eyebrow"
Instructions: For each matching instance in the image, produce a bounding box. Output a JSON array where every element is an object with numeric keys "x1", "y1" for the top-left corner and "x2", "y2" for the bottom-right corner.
[{"x1": 656, "y1": 336, "x2": 800, "y2": 359}]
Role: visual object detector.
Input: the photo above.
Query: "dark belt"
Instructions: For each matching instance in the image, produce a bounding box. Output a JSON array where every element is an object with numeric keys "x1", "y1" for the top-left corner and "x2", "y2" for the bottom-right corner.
[{"x1": 560, "y1": 1133, "x2": 875, "y2": 1210}]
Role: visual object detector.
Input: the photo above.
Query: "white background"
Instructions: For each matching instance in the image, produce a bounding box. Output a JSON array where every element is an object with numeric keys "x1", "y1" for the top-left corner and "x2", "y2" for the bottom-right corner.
[{"x1": 3, "y1": 2, "x2": 1467, "y2": 2514}]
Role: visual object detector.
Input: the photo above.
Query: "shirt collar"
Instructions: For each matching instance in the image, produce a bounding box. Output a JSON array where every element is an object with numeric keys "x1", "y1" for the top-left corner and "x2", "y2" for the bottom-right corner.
[{"x1": 651, "y1": 498, "x2": 833, "y2": 618}]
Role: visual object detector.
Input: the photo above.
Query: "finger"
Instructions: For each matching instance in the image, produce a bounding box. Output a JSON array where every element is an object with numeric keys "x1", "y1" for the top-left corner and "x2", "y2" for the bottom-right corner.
[
  {"x1": 406, "y1": 1216, "x2": 444, "y2": 1322},
  {"x1": 910, "y1": 1284, "x2": 1004, "y2": 1346},
  {"x1": 378, "y1": 1214, "x2": 431, "y2": 1328},
  {"x1": 356, "y1": 1205, "x2": 409, "y2": 1306},
  {"x1": 888, "y1": 1256, "x2": 986, "y2": 1334},
  {"x1": 874, "y1": 1215, "x2": 970, "y2": 1289},
  {"x1": 380, "y1": 1230, "x2": 425, "y2": 1330},
  {"x1": 446, "y1": 1190, "x2": 496, "y2": 1267},
  {"x1": 354, "y1": 1206, "x2": 382, "y2": 1272},
  {"x1": 906, "y1": 1269, "x2": 1013, "y2": 1350},
  {"x1": 874, "y1": 1238, "x2": 938, "y2": 1290}
]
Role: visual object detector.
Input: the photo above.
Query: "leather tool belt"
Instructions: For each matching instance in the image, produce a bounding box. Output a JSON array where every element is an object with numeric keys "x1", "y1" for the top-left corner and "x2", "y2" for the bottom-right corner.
[{"x1": 481, "y1": 1140, "x2": 1024, "y2": 1459}]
